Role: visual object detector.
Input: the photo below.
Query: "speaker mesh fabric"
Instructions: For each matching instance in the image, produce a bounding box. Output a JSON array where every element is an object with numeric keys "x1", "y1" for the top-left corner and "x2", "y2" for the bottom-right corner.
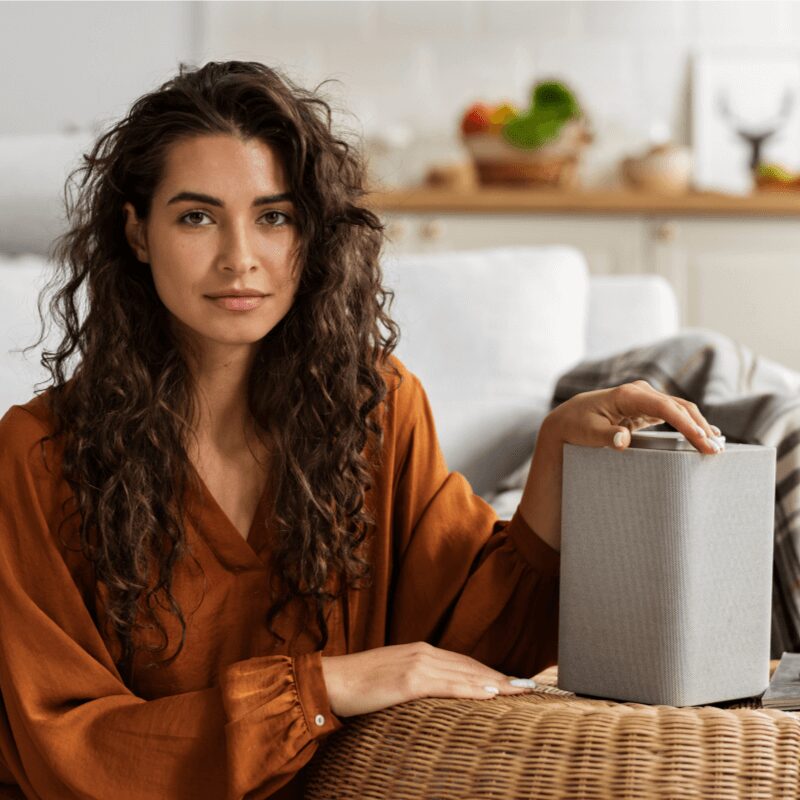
[{"x1": 558, "y1": 442, "x2": 776, "y2": 706}]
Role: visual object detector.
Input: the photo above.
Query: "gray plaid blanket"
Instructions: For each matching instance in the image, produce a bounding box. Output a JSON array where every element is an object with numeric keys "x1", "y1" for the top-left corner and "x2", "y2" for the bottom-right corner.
[{"x1": 549, "y1": 327, "x2": 800, "y2": 659}]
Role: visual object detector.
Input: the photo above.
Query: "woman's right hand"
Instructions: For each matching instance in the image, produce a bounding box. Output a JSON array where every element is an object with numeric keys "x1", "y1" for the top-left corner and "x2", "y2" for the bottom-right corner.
[{"x1": 320, "y1": 642, "x2": 537, "y2": 717}]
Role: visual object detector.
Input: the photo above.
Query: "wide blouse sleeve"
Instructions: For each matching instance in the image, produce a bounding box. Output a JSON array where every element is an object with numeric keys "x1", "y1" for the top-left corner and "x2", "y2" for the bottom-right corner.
[
  {"x1": 387, "y1": 371, "x2": 561, "y2": 680},
  {"x1": 0, "y1": 406, "x2": 341, "y2": 800}
]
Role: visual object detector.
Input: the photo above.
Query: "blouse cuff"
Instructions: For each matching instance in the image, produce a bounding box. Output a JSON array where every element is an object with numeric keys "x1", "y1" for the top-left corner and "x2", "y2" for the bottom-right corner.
[
  {"x1": 505, "y1": 507, "x2": 561, "y2": 576},
  {"x1": 292, "y1": 650, "x2": 344, "y2": 740}
]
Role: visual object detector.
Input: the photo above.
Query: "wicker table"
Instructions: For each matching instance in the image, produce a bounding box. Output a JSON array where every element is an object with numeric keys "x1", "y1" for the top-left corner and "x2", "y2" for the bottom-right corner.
[{"x1": 305, "y1": 661, "x2": 800, "y2": 799}]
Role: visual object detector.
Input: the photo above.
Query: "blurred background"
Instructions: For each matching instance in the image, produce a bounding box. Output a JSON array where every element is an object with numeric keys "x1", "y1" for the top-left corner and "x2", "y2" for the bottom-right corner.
[
  {"x1": 4, "y1": 0, "x2": 800, "y2": 674},
  {"x1": 3, "y1": 0, "x2": 800, "y2": 392}
]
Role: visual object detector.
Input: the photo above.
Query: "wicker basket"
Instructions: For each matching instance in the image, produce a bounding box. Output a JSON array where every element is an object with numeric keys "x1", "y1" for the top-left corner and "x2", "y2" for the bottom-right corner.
[
  {"x1": 463, "y1": 119, "x2": 592, "y2": 189},
  {"x1": 473, "y1": 157, "x2": 580, "y2": 188},
  {"x1": 305, "y1": 663, "x2": 800, "y2": 799},
  {"x1": 755, "y1": 176, "x2": 800, "y2": 192}
]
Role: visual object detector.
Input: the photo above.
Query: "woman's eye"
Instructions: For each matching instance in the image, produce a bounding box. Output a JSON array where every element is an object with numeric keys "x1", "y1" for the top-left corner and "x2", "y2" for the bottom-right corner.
[
  {"x1": 179, "y1": 210, "x2": 292, "y2": 227},
  {"x1": 181, "y1": 211, "x2": 210, "y2": 226},
  {"x1": 262, "y1": 211, "x2": 291, "y2": 227}
]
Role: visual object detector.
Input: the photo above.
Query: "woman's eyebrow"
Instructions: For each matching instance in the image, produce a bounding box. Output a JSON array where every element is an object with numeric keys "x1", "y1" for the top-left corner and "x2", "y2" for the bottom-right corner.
[{"x1": 166, "y1": 191, "x2": 294, "y2": 207}]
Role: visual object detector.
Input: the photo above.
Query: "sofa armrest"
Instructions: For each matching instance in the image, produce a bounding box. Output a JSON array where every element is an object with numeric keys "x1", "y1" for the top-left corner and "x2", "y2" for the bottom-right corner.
[{"x1": 586, "y1": 274, "x2": 680, "y2": 360}]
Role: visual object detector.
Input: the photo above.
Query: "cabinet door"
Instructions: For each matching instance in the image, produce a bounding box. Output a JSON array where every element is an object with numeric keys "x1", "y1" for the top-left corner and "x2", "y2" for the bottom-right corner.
[
  {"x1": 649, "y1": 217, "x2": 800, "y2": 371},
  {"x1": 380, "y1": 213, "x2": 646, "y2": 275}
]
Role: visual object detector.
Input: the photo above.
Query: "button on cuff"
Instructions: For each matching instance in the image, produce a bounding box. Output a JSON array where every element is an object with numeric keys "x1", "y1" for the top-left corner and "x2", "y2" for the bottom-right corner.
[{"x1": 292, "y1": 650, "x2": 344, "y2": 740}]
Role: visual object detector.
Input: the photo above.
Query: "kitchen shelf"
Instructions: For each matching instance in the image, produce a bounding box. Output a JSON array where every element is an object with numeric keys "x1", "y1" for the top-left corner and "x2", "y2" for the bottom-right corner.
[{"x1": 362, "y1": 185, "x2": 800, "y2": 217}]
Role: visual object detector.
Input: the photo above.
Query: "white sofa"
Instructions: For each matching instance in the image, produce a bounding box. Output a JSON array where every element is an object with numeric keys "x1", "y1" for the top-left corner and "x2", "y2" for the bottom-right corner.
[
  {"x1": 1, "y1": 246, "x2": 680, "y2": 508},
  {"x1": 382, "y1": 245, "x2": 680, "y2": 499}
]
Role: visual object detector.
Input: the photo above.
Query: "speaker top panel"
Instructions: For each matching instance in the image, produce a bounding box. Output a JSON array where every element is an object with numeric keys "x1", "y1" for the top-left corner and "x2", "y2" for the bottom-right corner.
[{"x1": 629, "y1": 430, "x2": 726, "y2": 452}]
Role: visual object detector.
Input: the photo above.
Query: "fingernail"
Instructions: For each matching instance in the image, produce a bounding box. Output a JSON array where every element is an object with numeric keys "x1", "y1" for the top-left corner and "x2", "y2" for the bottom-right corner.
[
  {"x1": 483, "y1": 685, "x2": 500, "y2": 694},
  {"x1": 708, "y1": 439, "x2": 720, "y2": 453},
  {"x1": 711, "y1": 425, "x2": 722, "y2": 436},
  {"x1": 613, "y1": 431, "x2": 626, "y2": 448},
  {"x1": 694, "y1": 424, "x2": 707, "y2": 438},
  {"x1": 509, "y1": 678, "x2": 537, "y2": 689}
]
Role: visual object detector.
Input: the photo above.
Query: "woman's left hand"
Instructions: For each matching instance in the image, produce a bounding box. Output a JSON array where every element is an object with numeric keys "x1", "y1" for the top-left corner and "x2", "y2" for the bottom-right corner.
[
  {"x1": 544, "y1": 379, "x2": 722, "y2": 453},
  {"x1": 516, "y1": 380, "x2": 724, "y2": 553}
]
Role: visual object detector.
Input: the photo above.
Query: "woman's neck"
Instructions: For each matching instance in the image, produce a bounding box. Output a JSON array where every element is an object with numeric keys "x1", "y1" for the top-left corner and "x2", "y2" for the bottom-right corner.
[{"x1": 184, "y1": 340, "x2": 260, "y2": 453}]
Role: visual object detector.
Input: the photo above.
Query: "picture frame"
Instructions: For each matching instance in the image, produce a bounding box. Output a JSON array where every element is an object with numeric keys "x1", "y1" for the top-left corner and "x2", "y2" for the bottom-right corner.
[{"x1": 692, "y1": 49, "x2": 800, "y2": 194}]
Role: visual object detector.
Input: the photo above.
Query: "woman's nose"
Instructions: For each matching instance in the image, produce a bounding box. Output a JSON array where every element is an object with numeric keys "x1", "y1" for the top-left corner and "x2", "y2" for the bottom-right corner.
[{"x1": 219, "y1": 221, "x2": 259, "y2": 272}]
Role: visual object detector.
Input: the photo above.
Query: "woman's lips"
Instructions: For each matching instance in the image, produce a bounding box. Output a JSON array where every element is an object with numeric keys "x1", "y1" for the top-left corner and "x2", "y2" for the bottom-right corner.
[{"x1": 206, "y1": 295, "x2": 267, "y2": 311}]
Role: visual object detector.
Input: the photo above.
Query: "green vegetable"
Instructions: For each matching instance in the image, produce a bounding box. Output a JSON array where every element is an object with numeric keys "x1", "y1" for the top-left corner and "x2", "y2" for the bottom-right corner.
[
  {"x1": 757, "y1": 163, "x2": 795, "y2": 182},
  {"x1": 502, "y1": 81, "x2": 582, "y2": 150}
]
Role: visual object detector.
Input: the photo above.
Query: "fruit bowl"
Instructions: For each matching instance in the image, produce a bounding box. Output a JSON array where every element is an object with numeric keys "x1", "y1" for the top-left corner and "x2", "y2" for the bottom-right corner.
[
  {"x1": 754, "y1": 163, "x2": 800, "y2": 191},
  {"x1": 756, "y1": 178, "x2": 800, "y2": 192},
  {"x1": 459, "y1": 83, "x2": 593, "y2": 188},
  {"x1": 462, "y1": 119, "x2": 592, "y2": 188}
]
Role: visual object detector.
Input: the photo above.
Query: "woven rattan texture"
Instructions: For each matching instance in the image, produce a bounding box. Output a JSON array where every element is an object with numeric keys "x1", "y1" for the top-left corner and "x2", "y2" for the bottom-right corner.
[{"x1": 304, "y1": 666, "x2": 800, "y2": 799}]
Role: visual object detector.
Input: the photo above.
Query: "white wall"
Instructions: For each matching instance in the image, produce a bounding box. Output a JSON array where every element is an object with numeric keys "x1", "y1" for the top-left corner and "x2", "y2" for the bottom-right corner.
[
  {"x1": 2, "y1": 0, "x2": 800, "y2": 187},
  {"x1": 0, "y1": 0, "x2": 200, "y2": 134},
  {"x1": 197, "y1": 0, "x2": 800, "y2": 187}
]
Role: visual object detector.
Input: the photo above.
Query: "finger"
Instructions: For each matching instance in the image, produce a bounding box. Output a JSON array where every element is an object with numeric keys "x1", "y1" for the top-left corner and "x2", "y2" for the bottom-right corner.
[
  {"x1": 611, "y1": 424, "x2": 631, "y2": 450},
  {"x1": 600, "y1": 413, "x2": 664, "y2": 451},
  {"x1": 671, "y1": 397, "x2": 721, "y2": 444},
  {"x1": 428, "y1": 647, "x2": 527, "y2": 693},
  {"x1": 398, "y1": 650, "x2": 503, "y2": 703},
  {"x1": 429, "y1": 648, "x2": 512, "y2": 685},
  {"x1": 669, "y1": 400, "x2": 723, "y2": 453},
  {"x1": 617, "y1": 385, "x2": 719, "y2": 454},
  {"x1": 410, "y1": 664, "x2": 503, "y2": 701},
  {"x1": 435, "y1": 666, "x2": 535, "y2": 696},
  {"x1": 425, "y1": 679, "x2": 505, "y2": 701}
]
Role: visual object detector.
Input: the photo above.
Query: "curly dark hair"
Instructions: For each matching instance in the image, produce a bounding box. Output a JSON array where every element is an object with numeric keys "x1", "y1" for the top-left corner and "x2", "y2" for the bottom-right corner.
[{"x1": 26, "y1": 60, "x2": 402, "y2": 685}]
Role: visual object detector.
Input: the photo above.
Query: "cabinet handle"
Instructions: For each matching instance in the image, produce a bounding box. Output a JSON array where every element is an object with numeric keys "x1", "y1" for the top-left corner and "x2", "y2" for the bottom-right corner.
[
  {"x1": 420, "y1": 219, "x2": 445, "y2": 241},
  {"x1": 654, "y1": 222, "x2": 676, "y2": 242}
]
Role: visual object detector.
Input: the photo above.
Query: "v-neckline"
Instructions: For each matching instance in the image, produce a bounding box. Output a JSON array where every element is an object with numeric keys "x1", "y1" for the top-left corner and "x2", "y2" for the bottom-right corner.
[{"x1": 185, "y1": 459, "x2": 272, "y2": 571}]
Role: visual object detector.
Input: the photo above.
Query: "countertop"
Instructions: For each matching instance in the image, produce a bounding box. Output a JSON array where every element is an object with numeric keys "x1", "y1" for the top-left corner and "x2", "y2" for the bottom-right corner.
[{"x1": 362, "y1": 185, "x2": 800, "y2": 216}]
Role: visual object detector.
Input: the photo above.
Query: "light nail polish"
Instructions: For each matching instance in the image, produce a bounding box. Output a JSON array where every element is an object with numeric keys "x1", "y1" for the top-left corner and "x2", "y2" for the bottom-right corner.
[
  {"x1": 694, "y1": 424, "x2": 707, "y2": 438},
  {"x1": 483, "y1": 685, "x2": 499, "y2": 694},
  {"x1": 509, "y1": 678, "x2": 537, "y2": 689}
]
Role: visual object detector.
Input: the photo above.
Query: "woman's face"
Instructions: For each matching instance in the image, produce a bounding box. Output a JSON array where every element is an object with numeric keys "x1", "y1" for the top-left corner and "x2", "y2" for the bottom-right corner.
[{"x1": 123, "y1": 134, "x2": 302, "y2": 365}]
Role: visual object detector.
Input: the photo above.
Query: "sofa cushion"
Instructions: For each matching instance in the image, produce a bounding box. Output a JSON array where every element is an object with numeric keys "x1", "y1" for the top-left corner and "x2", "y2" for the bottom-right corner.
[
  {"x1": 585, "y1": 274, "x2": 680, "y2": 360},
  {"x1": 380, "y1": 245, "x2": 589, "y2": 496},
  {"x1": 0, "y1": 253, "x2": 59, "y2": 414},
  {"x1": 0, "y1": 130, "x2": 96, "y2": 257}
]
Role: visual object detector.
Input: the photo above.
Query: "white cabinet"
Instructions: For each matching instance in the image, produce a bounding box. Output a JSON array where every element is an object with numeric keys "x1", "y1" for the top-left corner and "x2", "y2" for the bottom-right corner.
[
  {"x1": 381, "y1": 213, "x2": 646, "y2": 275},
  {"x1": 380, "y1": 211, "x2": 800, "y2": 372},
  {"x1": 648, "y1": 217, "x2": 800, "y2": 372}
]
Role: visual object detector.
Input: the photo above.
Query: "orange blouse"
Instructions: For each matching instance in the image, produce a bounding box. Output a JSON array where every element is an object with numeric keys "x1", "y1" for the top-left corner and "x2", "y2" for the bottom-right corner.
[{"x1": 0, "y1": 355, "x2": 560, "y2": 800}]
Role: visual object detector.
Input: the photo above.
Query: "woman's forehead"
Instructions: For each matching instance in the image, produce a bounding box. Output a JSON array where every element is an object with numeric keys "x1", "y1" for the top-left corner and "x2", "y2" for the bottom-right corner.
[{"x1": 157, "y1": 134, "x2": 289, "y2": 200}]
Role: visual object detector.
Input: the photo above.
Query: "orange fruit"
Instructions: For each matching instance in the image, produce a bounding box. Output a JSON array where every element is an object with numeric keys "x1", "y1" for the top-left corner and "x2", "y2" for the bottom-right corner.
[{"x1": 461, "y1": 103, "x2": 494, "y2": 135}]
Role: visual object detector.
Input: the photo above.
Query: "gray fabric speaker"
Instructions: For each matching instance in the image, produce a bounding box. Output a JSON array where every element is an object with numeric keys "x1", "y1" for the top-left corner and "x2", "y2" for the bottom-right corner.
[{"x1": 558, "y1": 430, "x2": 776, "y2": 707}]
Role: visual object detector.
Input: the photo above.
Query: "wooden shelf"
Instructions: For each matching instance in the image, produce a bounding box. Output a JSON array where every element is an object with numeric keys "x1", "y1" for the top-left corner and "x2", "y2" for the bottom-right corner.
[{"x1": 362, "y1": 185, "x2": 800, "y2": 217}]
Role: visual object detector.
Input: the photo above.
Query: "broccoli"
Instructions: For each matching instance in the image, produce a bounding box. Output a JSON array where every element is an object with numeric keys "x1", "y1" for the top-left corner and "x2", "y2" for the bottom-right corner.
[{"x1": 502, "y1": 81, "x2": 582, "y2": 150}]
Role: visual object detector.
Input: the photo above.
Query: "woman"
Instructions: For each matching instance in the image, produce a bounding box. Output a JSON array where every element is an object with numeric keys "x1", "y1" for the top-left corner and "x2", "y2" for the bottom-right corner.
[{"x1": 0, "y1": 61, "x2": 722, "y2": 800}]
